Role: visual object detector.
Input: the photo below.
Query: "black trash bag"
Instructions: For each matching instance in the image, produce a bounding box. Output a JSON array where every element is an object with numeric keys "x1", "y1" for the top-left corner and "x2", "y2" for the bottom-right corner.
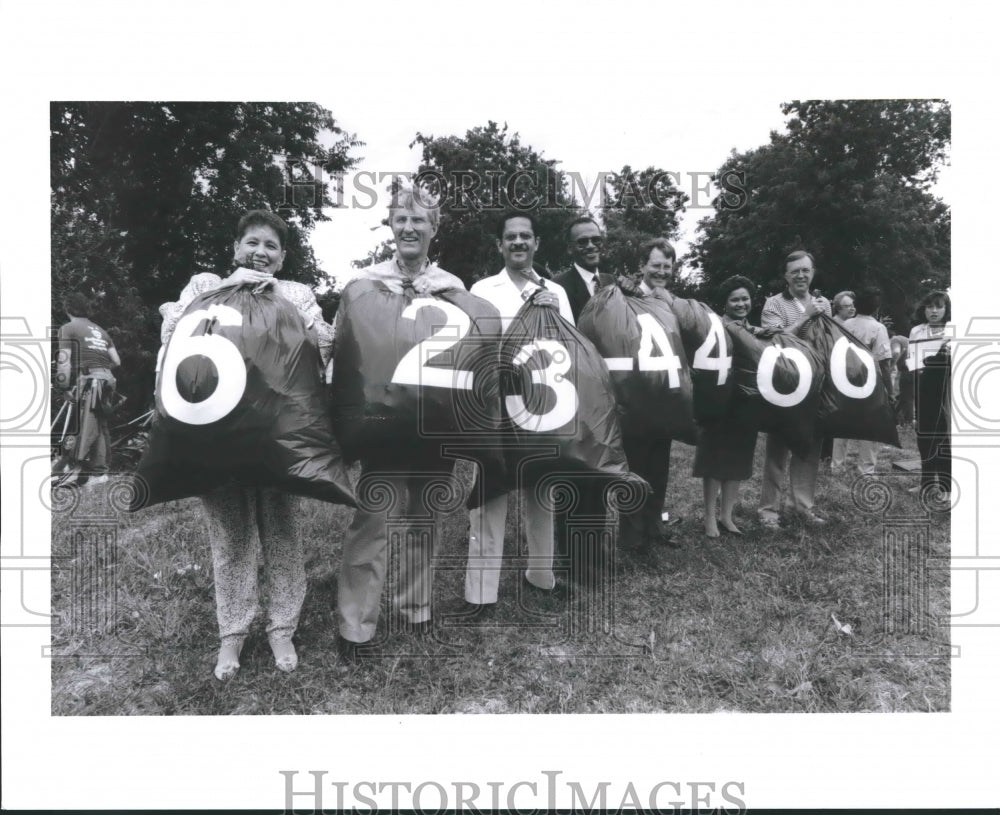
[
  {"x1": 727, "y1": 321, "x2": 825, "y2": 459},
  {"x1": 651, "y1": 291, "x2": 735, "y2": 424},
  {"x1": 498, "y1": 297, "x2": 648, "y2": 495},
  {"x1": 330, "y1": 278, "x2": 507, "y2": 504},
  {"x1": 578, "y1": 286, "x2": 695, "y2": 443},
  {"x1": 131, "y1": 285, "x2": 356, "y2": 510},
  {"x1": 802, "y1": 314, "x2": 901, "y2": 447}
]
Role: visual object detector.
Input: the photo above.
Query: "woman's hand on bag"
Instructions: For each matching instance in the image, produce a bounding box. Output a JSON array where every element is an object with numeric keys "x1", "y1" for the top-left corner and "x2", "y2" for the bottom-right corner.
[{"x1": 223, "y1": 267, "x2": 275, "y2": 289}]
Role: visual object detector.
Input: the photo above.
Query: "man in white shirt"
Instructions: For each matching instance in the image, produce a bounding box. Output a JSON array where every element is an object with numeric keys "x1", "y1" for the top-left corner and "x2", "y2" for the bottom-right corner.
[
  {"x1": 758, "y1": 249, "x2": 832, "y2": 527},
  {"x1": 463, "y1": 211, "x2": 574, "y2": 610}
]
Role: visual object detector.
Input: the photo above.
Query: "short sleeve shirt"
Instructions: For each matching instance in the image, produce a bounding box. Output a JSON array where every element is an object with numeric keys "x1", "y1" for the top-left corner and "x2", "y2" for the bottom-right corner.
[
  {"x1": 58, "y1": 317, "x2": 115, "y2": 372},
  {"x1": 843, "y1": 315, "x2": 892, "y2": 360},
  {"x1": 761, "y1": 290, "x2": 832, "y2": 333}
]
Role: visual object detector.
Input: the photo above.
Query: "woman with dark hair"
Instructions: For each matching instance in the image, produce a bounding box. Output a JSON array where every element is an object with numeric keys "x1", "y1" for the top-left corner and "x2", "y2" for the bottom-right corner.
[
  {"x1": 693, "y1": 275, "x2": 777, "y2": 537},
  {"x1": 158, "y1": 209, "x2": 333, "y2": 680},
  {"x1": 906, "y1": 289, "x2": 952, "y2": 501}
]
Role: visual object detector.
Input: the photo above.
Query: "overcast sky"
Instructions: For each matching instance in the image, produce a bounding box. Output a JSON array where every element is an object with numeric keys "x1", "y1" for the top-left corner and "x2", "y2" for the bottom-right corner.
[
  {"x1": 0, "y1": 1, "x2": 989, "y2": 810},
  {"x1": 310, "y1": 95, "x2": 951, "y2": 287}
]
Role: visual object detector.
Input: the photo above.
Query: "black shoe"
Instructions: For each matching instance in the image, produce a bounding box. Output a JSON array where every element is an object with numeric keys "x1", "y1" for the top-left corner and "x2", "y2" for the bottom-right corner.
[
  {"x1": 438, "y1": 597, "x2": 496, "y2": 622},
  {"x1": 400, "y1": 618, "x2": 433, "y2": 636},
  {"x1": 337, "y1": 635, "x2": 365, "y2": 663}
]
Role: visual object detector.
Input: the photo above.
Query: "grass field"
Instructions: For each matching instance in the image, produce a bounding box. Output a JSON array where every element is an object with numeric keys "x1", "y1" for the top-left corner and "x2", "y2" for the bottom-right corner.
[{"x1": 50, "y1": 424, "x2": 949, "y2": 715}]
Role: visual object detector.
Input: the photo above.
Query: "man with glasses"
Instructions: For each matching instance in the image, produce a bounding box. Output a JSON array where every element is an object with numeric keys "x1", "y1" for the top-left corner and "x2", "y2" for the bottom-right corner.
[
  {"x1": 758, "y1": 249, "x2": 831, "y2": 527},
  {"x1": 551, "y1": 217, "x2": 617, "y2": 569},
  {"x1": 553, "y1": 216, "x2": 615, "y2": 321}
]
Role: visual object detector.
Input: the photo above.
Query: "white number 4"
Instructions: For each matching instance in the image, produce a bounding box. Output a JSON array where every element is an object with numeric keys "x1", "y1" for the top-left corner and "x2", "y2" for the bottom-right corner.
[
  {"x1": 604, "y1": 312, "x2": 684, "y2": 389},
  {"x1": 692, "y1": 311, "x2": 732, "y2": 385}
]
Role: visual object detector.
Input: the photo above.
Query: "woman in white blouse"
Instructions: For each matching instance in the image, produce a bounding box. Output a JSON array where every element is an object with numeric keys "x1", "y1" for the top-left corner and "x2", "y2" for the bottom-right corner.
[
  {"x1": 159, "y1": 210, "x2": 333, "y2": 680},
  {"x1": 906, "y1": 290, "x2": 951, "y2": 502}
]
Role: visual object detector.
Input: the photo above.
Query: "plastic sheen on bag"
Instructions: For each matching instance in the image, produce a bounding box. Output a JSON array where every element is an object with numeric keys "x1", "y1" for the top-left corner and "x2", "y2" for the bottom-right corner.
[
  {"x1": 578, "y1": 286, "x2": 695, "y2": 443},
  {"x1": 802, "y1": 313, "x2": 901, "y2": 447},
  {"x1": 330, "y1": 278, "x2": 507, "y2": 505},
  {"x1": 131, "y1": 285, "x2": 356, "y2": 510},
  {"x1": 650, "y1": 291, "x2": 735, "y2": 424},
  {"x1": 497, "y1": 298, "x2": 648, "y2": 497},
  {"x1": 727, "y1": 321, "x2": 825, "y2": 459}
]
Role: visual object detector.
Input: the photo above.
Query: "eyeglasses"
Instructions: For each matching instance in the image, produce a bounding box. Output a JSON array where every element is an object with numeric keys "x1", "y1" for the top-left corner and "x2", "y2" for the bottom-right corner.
[
  {"x1": 575, "y1": 236, "x2": 604, "y2": 248},
  {"x1": 644, "y1": 264, "x2": 673, "y2": 273}
]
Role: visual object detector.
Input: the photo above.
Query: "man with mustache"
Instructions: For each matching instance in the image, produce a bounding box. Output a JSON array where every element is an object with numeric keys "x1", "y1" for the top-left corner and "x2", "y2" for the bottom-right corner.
[{"x1": 461, "y1": 211, "x2": 573, "y2": 613}]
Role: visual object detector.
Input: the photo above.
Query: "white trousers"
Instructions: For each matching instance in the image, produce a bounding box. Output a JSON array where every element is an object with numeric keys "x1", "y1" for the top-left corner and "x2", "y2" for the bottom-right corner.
[{"x1": 464, "y1": 487, "x2": 555, "y2": 604}]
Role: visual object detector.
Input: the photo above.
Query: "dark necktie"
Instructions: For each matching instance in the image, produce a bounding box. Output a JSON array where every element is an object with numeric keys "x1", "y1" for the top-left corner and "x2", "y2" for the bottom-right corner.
[{"x1": 591, "y1": 273, "x2": 602, "y2": 294}]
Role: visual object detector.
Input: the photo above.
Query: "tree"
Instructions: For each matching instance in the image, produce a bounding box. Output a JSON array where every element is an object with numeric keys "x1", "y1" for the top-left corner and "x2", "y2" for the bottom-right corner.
[
  {"x1": 51, "y1": 102, "x2": 362, "y2": 415},
  {"x1": 353, "y1": 121, "x2": 583, "y2": 284},
  {"x1": 600, "y1": 165, "x2": 688, "y2": 277},
  {"x1": 689, "y1": 100, "x2": 950, "y2": 331}
]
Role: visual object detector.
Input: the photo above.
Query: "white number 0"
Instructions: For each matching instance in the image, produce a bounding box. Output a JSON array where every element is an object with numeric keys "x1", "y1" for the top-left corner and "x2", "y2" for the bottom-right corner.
[
  {"x1": 160, "y1": 304, "x2": 247, "y2": 425},
  {"x1": 506, "y1": 339, "x2": 578, "y2": 432},
  {"x1": 390, "y1": 298, "x2": 474, "y2": 390},
  {"x1": 830, "y1": 336, "x2": 877, "y2": 399},
  {"x1": 757, "y1": 345, "x2": 813, "y2": 407}
]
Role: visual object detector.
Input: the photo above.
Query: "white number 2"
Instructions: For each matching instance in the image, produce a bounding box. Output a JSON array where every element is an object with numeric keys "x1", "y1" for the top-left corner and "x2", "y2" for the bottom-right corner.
[
  {"x1": 506, "y1": 339, "x2": 578, "y2": 432},
  {"x1": 390, "y1": 298, "x2": 474, "y2": 390},
  {"x1": 692, "y1": 311, "x2": 732, "y2": 385},
  {"x1": 160, "y1": 304, "x2": 246, "y2": 425},
  {"x1": 604, "y1": 312, "x2": 684, "y2": 388}
]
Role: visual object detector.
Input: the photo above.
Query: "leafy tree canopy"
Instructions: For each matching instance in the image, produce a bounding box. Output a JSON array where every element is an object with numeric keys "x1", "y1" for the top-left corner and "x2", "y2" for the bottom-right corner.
[
  {"x1": 352, "y1": 121, "x2": 584, "y2": 283},
  {"x1": 51, "y1": 101, "x2": 361, "y2": 413},
  {"x1": 601, "y1": 164, "x2": 688, "y2": 276},
  {"x1": 689, "y1": 99, "x2": 950, "y2": 332}
]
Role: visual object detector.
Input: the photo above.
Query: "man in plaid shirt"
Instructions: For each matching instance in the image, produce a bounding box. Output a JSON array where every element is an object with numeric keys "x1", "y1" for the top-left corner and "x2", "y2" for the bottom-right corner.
[{"x1": 758, "y1": 250, "x2": 831, "y2": 527}]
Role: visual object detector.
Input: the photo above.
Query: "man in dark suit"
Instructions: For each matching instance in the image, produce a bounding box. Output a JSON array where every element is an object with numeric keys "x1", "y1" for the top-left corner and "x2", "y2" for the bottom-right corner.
[
  {"x1": 552, "y1": 216, "x2": 615, "y2": 321},
  {"x1": 550, "y1": 217, "x2": 618, "y2": 575}
]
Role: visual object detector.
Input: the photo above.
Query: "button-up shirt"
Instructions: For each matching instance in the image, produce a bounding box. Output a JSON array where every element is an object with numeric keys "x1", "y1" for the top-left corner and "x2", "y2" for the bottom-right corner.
[{"x1": 470, "y1": 269, "x2": 574, "y2": 333}]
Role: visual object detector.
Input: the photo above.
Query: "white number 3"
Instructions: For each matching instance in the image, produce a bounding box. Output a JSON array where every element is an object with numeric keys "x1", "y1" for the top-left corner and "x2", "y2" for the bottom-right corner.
[
  {"x1": 160, "y1": 304, "x2": 247, "y2": 425},
  {"x1": 506, "y1": 339, "x2": 578, "y2": 432}
]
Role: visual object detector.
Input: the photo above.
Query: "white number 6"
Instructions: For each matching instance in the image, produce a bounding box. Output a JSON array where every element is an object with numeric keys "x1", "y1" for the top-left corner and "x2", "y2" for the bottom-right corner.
[{"x1": 160, "y1": 304, "x2": 247, "y2": 425}]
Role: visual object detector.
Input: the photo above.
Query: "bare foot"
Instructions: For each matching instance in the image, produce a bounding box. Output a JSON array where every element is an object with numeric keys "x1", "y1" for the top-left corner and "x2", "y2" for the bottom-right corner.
[
  {"x1": 720, "y1": 520, "x2": 743, "y2": 535},
  {"x1": 704, "y1": 518, "x2": 720, "y2": 538}
]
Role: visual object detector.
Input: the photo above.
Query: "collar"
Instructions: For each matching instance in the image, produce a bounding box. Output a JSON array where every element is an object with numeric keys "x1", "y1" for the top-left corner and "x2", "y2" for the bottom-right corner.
[
  {"x1": 574, "y1": 263, "x2": 599, "y2": 281},
  {"x1": 394, "y1": 253, "x2": 431, "y2": 278},
  {"x1": 503, "y1": 267, "x2": 543, "y2": 287}
]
